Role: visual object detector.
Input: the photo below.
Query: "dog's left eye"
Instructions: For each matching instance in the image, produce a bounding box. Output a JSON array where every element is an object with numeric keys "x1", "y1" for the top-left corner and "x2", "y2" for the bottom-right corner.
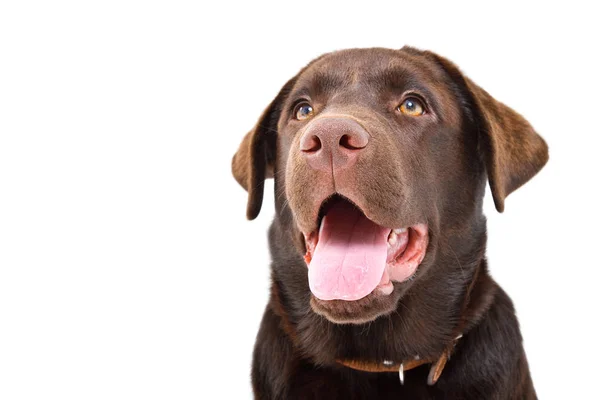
[
  {"x1": 397, "y1": 98, "x2": 425, "y2": 116},
  {"x1": 295, "y1": 103, "x2": 314, "y2": 121}
]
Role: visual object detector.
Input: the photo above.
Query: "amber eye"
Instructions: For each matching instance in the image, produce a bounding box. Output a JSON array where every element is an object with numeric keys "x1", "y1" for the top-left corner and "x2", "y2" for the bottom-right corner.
[
  {"x1": 295, "y1": 103, "x2": 314, "y2": 120},
  {"x1": 397, "y1": 97, "x2": 425, "y2": 116}
]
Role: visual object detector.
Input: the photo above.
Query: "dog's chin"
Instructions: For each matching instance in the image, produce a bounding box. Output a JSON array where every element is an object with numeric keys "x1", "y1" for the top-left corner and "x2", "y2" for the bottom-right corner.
[{"x1": 310, "y1": 283, "x2": 410, "y2": 324}]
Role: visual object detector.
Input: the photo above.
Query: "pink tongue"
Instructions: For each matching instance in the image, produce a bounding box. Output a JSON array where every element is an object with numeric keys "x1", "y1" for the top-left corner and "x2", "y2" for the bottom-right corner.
[{"x1": 308, "y1": 201, "x2": 390, "y2": 301}]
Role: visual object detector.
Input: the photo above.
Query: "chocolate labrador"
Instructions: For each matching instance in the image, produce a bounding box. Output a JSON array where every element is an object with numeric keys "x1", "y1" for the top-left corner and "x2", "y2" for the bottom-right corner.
[{"x1": 232, "y1": 47, "x2": 548, "y2": 399}]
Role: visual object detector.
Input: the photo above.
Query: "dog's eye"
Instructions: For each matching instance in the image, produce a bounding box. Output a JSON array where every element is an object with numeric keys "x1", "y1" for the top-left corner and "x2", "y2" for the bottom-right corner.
[
  {"x1": 397, "y1": 98, "x2": 425, "y2": 116},
  {"x1": 295, "y1": 103, "x2": 314, "y2": 121}
]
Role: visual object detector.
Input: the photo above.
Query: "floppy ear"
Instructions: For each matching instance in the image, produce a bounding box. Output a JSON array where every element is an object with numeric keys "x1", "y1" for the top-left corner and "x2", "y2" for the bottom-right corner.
[
  {"x1": 232, "y1": 77, "x2": 297, "y2": 220},
  {"x1": 426, "y1": 52, "x2": 549, "y2": 212}
]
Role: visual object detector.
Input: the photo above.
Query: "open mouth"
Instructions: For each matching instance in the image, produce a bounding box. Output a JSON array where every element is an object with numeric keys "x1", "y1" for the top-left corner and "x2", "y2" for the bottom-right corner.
[{"x1": 303, "y1": 195, "x2": 429, "y2": 302}]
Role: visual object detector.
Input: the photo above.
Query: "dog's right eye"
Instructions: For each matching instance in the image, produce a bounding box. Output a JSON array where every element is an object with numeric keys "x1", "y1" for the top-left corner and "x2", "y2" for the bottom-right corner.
[
  {"x1": 294, "y1": 103, "x2": 314, "y2": 121},
  {"x1": 397, "y1": 97, "x2": 426, "y2": 116}
]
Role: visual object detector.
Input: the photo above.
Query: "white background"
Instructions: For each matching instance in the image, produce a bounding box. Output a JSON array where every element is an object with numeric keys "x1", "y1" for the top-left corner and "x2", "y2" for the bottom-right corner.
[{"x1": 1, "y1": 1, "x2": 598, "y2": 399}]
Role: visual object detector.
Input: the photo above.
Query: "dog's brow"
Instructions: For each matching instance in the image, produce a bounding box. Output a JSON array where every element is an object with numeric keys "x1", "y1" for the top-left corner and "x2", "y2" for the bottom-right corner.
[
  {"x1": 289, "y1": 72, "x2": 347, "y2": 101},
  {"x1": 377, "y1": 67, "x2": 439, "y2": 103},
  {"x1": 379, "y1": 67, "x2": 423, "y2": 89},
  {"x1": 314, "y1": 71, "x2": 346, "y2": 90},
  {"x1": 311, "y1": 71, "x2": 347, "y2": 97},
  {"x1": 289, "y1": 87, "x2": 311, "y2": 101}
]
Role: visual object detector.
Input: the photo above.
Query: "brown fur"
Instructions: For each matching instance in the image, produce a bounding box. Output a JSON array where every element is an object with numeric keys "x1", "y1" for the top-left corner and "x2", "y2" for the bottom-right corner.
[{"x1": 233, "y1": 47, "x2": 547, "y2": 399}]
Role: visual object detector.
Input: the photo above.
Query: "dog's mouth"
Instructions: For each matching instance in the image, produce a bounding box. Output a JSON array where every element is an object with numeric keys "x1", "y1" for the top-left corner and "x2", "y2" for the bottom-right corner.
[{"x1": 303, "y1": 196, "x2": 429, "y2": 302}]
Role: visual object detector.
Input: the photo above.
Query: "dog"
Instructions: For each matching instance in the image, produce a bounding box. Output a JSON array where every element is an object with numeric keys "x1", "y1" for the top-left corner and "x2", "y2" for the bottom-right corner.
[{"x1": 232, "y1": 47, "x2": 548, "y2": 399}]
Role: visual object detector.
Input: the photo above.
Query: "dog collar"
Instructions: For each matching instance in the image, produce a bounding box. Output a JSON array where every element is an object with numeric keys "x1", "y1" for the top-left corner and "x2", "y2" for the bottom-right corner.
[
  {"x1": 334, "y1": 264, "x2": 480, "y2": 385},
  {"x1": 270, "y1": 262, "x2": 479, "y2": 387},
  {"x1": 336, "y1": 333, "x2": 462, "y2": 385}
]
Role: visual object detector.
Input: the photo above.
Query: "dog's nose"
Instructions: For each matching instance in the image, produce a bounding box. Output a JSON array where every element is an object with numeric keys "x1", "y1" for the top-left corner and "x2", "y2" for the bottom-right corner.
[{"x1": 299, "y1": 117, "x2": 370, "y2": 171}]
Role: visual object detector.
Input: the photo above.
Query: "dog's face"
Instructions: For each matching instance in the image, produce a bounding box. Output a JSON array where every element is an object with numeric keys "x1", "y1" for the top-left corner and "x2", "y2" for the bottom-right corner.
[{"x1": 233, "y1": 47, "x2": 548, "y2": 324}]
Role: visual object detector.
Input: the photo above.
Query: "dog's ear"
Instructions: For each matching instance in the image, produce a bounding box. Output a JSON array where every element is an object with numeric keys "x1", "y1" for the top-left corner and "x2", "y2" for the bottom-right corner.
[
  {"x1": 425, "y1": 51, "x2": 549, "y2": 212},
  {"x1": 232, "y1": 77, "x2": 297, "y2": 220}
]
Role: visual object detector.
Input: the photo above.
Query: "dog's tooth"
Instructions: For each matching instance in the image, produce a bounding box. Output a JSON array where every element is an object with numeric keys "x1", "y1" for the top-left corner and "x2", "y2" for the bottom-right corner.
[
  {"x1": 318, "y1": 218, "x2": 325, "y2": 237},
  {"x1": 394, "y1": 228, "x2": 407, "y2": 234},
  {"x1": 388, "y1": 231, "x2": 397, "y2": 246}
]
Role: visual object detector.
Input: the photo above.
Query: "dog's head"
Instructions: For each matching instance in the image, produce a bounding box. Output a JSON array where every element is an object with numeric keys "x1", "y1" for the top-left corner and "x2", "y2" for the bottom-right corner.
[{"x1": 233, "y1": 47, "x2": 548, "y2": 324}]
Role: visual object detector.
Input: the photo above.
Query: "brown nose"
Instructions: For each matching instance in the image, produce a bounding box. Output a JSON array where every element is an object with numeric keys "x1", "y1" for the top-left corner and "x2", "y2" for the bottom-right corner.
[{"x1": 299, "y1": 117, "x2": 370, "y2": 171}]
